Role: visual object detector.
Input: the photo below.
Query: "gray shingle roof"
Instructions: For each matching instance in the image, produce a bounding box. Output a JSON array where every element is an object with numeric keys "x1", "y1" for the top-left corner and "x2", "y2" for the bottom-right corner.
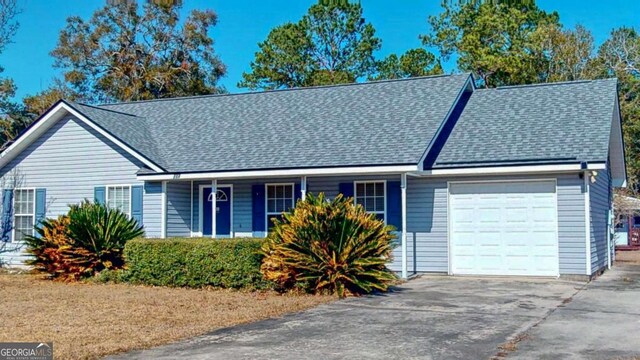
[
  {"x1": 69, "y1": 102, "x2": 165, "y2": 169},
  {"x1": 60, "y1": 75, "x2": 618, "y2": 174},
  {"x1": 431, "y1": 78, "x2": 618, "y2": 168},
  {"x1": 94, "y1": 74, "x2": 471, "y2": 173}
]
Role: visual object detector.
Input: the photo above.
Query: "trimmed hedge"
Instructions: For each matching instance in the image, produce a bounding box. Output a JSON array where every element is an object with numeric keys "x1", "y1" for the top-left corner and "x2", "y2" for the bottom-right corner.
[{"x1": 123, "y1": 238, "x2": 268, "y2": 289}]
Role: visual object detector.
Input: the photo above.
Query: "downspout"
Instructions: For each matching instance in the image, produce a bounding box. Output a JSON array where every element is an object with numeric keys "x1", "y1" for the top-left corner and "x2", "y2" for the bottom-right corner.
[{"x1": 583, "y1": 165, "x2": 592, "y2": 276}]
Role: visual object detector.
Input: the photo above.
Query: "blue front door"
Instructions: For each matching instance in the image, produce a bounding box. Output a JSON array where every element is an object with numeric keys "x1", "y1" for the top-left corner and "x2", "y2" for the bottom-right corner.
[{"x1": 203, "y1": 187, "x2": 231, "y2": 236}]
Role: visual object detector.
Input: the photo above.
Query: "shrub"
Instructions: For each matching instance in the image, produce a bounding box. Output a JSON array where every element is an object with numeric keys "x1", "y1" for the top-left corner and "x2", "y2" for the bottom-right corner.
[
  {"x1": 24, "y1": 201, "x2": 144, "y2": 280},
  {"x1": 123, "y1": 238, "x2": 268, "y2": 289},
  {"x1": 23, "y1": 215, "x2": 77, "y2": 279},
  {"x1": 261, "y1": 192, "x2": 397, "y2": 298},
  {"x1": 92, "y1": 268, "x2": 129, "y2": 284}
]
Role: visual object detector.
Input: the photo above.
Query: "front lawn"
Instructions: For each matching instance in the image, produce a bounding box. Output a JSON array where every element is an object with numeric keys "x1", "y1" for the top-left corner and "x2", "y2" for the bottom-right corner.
[{"x1": 0, "y1": 273, "x2": 332, "y2": 360}]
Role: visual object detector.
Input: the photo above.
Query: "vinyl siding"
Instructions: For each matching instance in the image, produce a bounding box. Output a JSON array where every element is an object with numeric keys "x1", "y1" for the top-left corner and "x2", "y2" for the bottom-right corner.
[
  {"x1": 143, "y1": 182, "x2": 162, "y2": 238},
  {"x1": 557, "y1": 175, "x2": 588, "y2": 275},
  {"x1": 406, "y1": 177, "x2": 448, "y2": 272},
  {"x1": 189, "y1": 178, "x2": 299, "y2": 237},
  {"x1": 166, "y1": 182, "x2": 191, "y2": 237},
  {"x1": 0, "y1": 115, "x2": 150, "y2": 266},
  {"x1": 589, "y1": 164, "x2": 612, "y2": 273},
  {"x1": 404, "y1": 174, "x2": 587, "y2": 275},
  {"x1": 163, "y1": 173, "x2": 589, "y2": 276},
  {"x1": 307, "y1": 175, "x2": 403, "y2": 271}
]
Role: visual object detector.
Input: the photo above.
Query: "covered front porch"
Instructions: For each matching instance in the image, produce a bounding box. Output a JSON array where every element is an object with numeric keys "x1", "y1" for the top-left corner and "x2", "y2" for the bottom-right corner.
[{"x1": 157, "y1": 173, "x2": 410, "y2": 277}]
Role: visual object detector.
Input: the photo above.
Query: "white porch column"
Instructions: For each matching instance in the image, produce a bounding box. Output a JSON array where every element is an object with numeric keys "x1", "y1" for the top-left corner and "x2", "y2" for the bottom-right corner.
[
  {"x1": 301, "y1": 176, "x2": 307, "y2": 200},
  {"x1": 401, "y1": 173, "x2": 408, "y2": 279},
  {"x1": 211, "y1": 179, "x2": 217, "y2": 239}
]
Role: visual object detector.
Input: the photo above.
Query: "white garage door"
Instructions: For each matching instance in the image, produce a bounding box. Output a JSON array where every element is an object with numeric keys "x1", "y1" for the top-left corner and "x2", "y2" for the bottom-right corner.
[{"x1": 449, "y1": 181, "x2": 559, "y2": 276}]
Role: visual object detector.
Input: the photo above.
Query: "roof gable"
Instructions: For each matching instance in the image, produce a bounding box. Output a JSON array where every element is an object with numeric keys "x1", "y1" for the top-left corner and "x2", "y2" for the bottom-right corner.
[
  {"x1": 0, "y1": 101, "x2": 165, "y2": 172},
  {"x1": 430, "y1": 79, "x2": 619, "y2": 169}
]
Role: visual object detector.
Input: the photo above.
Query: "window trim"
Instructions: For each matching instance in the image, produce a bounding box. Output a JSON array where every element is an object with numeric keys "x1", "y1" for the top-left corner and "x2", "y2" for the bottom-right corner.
[
  {"x1": 353, "y1": 180, "x2": 387, "y2": 223},
  {"x1": 265, "y1": 183, "x2": 295, "y2": 232},
  {"x1": 106, "y1": 184, "x2": 132, "y2": 216},
  {"x1": 12, "y1": 187, "x2": 36, "y2": 243}
]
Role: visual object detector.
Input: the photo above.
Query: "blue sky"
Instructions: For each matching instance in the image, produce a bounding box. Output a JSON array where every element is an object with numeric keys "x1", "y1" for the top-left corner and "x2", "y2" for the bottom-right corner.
[{"x1": 2, "y1": 0, "x2": 638, "y2": 101}]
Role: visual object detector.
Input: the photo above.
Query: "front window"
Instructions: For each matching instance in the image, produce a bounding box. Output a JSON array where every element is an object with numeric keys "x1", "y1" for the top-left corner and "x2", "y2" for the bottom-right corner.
[
  {"x1": 107, "y1": 185, "x2": 131, "y2": 216},
  {"x1": 13, "y1": 189, "x2": 35, "y2": 242},
  {"x1": 355, "y1": 181, "x2": 385, "y2": 221},
  {"x1": 266, "y1": 184, "x2": 294, "y2": 231}
]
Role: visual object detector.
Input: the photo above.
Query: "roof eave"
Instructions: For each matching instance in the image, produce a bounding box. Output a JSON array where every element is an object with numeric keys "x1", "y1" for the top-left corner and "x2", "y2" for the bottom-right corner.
[{"x1": 0, "y1": 100, "x2": 165, "y2": 173}]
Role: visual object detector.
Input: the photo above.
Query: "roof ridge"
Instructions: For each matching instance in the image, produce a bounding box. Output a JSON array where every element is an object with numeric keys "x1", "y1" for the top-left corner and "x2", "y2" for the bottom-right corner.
[
  {"x1": 98, "y1": 72, "x2": 471, "y2": 107},
  {"x1": 75, "y1": 101, "x2": 142, "y2": 118},
  {"x1": 482, "y1": 78, "x2": 617, "y2": 91}
]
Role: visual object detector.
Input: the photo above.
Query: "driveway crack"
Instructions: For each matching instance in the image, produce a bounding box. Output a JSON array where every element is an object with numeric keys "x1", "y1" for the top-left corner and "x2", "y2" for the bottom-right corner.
[{"x1": 490, "y1": 281, "x2": 589, "y2": 359}]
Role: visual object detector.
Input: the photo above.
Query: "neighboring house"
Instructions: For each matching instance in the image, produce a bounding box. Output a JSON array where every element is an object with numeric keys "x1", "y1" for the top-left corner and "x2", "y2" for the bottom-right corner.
[
  {"x1": 0, "y1": 73, "x2": 625, "y2": 279},
  {"x1": 614, "y1": 195, "x2": 640, "y2": 247}
]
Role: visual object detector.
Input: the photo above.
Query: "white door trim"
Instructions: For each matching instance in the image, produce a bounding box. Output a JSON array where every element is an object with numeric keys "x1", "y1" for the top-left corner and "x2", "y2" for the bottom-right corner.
[{"x1": 197, "y1": 184, "x2": 233, "y2": 238}]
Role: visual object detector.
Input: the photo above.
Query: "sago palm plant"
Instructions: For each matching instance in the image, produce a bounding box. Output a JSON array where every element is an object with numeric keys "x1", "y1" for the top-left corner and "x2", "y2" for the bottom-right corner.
[
  {"x1": 261, "y1": 192, "x2": 397, "y2": 298},
  {"x1": 24, "y1": 201, "x2": 144, "y2": 280},
  {"x1": 65, "y1": 201, "x2": 145, "y2": 272}
]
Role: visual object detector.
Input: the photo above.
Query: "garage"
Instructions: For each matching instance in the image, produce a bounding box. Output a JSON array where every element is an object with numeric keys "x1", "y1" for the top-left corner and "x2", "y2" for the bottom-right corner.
[{"x1": 448, "y1": 181, "x2": 559, "y2": 276}]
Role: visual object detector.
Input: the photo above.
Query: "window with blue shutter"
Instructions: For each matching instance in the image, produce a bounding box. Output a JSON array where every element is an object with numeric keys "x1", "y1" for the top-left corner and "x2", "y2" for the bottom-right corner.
[
  {"x1": 1, "y1": 189, "x2": 13, "y2": 242},
  {"x1": 131, "y1": 185, "x2": 143, "y2": 225},
  {"x1": 386, "y1": 181, "x2": 402, "y2": 230},
  {"x1": 265, "y1": 184, "x2": 294, "y2": 231},
  {"x1": 354, "y1": 181, "x2": 386, "y2": 222},
  {"x1": 339, "y1": 183, "x2": 354, "y2": 199},
  {"x1": 252, "y1": 184, "x2": 266, "y2": 233},
  {"x1": 294, "y1": 183, "x2": 301, "y2": 205},
  {"x1": 94, "y1": 186, "x2": 106, "y2": 204}
]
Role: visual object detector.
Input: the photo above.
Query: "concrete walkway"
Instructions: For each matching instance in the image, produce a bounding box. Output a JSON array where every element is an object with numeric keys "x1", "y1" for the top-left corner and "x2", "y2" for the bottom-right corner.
[
  {"x1": 510, "y1": 264, "x2": 640, "y2": 359},
  {"x1": 110, "y1": 275, "x2": 584, "y2": 360}
]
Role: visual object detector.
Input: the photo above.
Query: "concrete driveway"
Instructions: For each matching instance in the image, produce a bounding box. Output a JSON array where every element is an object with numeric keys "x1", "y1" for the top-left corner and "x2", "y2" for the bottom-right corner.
[
  {"x1": 111, "y1": 275, "x2": 585, "y2": 360},
  {"x1": 510, "y1": 264, "x2": 640, "y2": 359}
]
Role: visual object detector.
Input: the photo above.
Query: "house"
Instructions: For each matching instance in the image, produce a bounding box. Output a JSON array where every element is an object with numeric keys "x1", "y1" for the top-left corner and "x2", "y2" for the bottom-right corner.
[
  {"x1": 613, "y1": 195, "x2": 640, "y2": 247},
  {"x1": 0, "y1": 73, "x2": 625, "y2": 279}
]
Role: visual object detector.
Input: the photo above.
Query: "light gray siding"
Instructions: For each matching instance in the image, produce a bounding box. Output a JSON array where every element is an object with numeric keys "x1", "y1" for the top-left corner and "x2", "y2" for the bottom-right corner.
[
  {"x1": 162, "y1": 173, "x2": 589, "y2": 276},
  {"x1": 404, "y1": 174, "x2": 587, "y2": 275},
  {"x1": 166, "y1": 182, "x2": 191, "y2": 237},
  {"x1": 0, "y1": 116, "x2": 155, "y2": 265},
  {"x1": 307, "y1": 175, "x2": 403, "y2": 271},
  {"x1": 189, "y1": 178, "x2": 299, "y2": 237},
  {"x1": 557, "y1": 175, "x2": 588, "y2": 275},
  {"x1": 143, "y1": 182, "x2": 162, "y2": 238},
  {"x1": 406, "y1": 178, "x2": 448, "y2": 272},
  {"x1": 589, "y1": 164, "x2": 612, "y2": 273}
]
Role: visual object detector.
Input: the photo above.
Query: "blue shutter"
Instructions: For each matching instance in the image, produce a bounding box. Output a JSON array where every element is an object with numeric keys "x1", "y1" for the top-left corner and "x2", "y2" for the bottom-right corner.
[
  {"x1": 131, "y1": 185, "x2": 143, "y2": 225},
  {"x1": 294, "y1": 183, "x2": 301, "y2": 207},
  {"x1": 35, "y1": 188, "x2": 46, "y2": 226},
  {"x1": 252, "y1": 184, "x2": 265, "y2": 232},
  {"x1": 94, "y1": 186, "x2": 106, "y2": 205},
  {"x1": 339, "y1": 182, "x2": 354, "y2": 199},
  {"x1": 386, "y1": 181, "x2": 402, "y2": 230},
  {"x1": 1, "y1": 189, "x2": 13, "y2": 242}
]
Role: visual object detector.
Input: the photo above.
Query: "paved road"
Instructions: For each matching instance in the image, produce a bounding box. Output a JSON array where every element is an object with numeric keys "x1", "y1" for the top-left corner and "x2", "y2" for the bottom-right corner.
[{"x1": 110, "y1": 274, "x2": 584, "y2": 359}]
